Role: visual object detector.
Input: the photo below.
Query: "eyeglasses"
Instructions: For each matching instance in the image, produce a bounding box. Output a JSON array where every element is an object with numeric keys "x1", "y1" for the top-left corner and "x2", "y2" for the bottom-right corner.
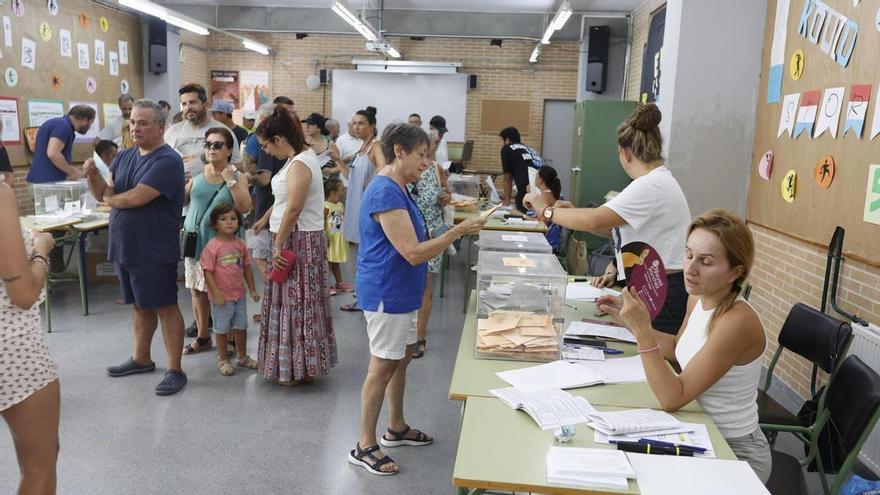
[{"x1": 204, "y1": 141, "x2": 226, "y2": 150}]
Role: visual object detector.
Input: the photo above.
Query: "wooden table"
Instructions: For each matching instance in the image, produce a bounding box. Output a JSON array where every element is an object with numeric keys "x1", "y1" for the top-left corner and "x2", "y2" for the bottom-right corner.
[
  {"x1": 452, "y1": 397, "x2": 734, "y2": 495},
  {"x1": 448, "y1": 292, "x2": 703, "y2": 412}
]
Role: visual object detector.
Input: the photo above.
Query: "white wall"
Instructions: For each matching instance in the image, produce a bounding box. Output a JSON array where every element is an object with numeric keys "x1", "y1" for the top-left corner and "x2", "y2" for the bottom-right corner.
[
  {"x1": 658, "y1": 0, "x2": 767, "y2": 216},
  {"x1": 577, "y1": 37, "x2": 628, "y2": 102},
  {"x1": 142, "y1": 26, "x2": 180, "y2": 107}
]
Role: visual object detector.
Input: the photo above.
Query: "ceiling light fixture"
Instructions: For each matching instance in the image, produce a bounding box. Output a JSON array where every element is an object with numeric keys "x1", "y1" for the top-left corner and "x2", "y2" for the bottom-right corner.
[
  {"x1": 540, "y1": 0, "x2": 572, "y2": 45},
  {"x1": 243, "y1": 39, "x2": 270, "y2": 55},
  {"x1": 529, "y1": 44, "x2": 541, "y2": 63},
  {"x1": 118, "y1": 0, "x2": 209, "y2": 35},
  {"x1": 331, "y1": 1, "x2": 378, "y2": 42}
]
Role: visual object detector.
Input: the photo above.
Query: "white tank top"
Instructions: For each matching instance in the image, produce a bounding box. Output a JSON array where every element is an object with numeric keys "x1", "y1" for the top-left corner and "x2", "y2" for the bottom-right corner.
[
  {"x1": 674, "y1": 296, "x2": 764, "y2": 438},
  {"x1": 269, "y1": 148, "x2": 325, "y2": 233}
]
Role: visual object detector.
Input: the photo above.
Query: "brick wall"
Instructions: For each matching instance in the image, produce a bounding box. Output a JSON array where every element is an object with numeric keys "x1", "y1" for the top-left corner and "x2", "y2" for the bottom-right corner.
[
  {"x1": 179, "y1": 32, "x2": 210, "y2": 95},
  {"x1": 749, "y1": 223, "x2": 880, "y2": 400},
  {"x1": 184, "y1": 33, "x2": 578, "y2": 172},
  {"x1": 625, "y1": 0, "x2": 666, "y2": 102}
]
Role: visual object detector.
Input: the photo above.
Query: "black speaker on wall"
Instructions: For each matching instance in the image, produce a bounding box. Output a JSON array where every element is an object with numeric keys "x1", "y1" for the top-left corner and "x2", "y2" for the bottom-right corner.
[
  {"x1": 586, "y1": 26, "x2": 610, "y2": 93},
  {"x1": 468, "y1": 74, "x2": 478, "y2": 90},
  {"x1": 148, "y1": 18, "x2": 167, "y2": 75},
  {"x1": 319, "y1": 69, "x2": 329, "y2": 85}
]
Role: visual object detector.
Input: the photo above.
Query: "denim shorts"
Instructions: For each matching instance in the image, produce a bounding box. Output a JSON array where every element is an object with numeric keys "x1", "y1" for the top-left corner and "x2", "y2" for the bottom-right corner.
[{"x1": 210, "y1": 297, "x2": 248, "y2": 334}]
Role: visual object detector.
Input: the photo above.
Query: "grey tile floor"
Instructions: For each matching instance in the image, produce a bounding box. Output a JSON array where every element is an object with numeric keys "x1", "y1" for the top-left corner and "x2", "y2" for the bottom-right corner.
[{"x1": 0, "y1": 249, "x2": 831, "y2": 494}]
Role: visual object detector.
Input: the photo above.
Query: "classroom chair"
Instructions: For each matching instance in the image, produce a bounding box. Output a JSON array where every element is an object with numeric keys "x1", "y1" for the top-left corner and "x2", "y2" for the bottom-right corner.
[
  {"x1": 757, "y1": 303, "x2": 852, "y2": 450},
  {"x1": 766, "y1": 355, "x2": 880, "y2": 495}
]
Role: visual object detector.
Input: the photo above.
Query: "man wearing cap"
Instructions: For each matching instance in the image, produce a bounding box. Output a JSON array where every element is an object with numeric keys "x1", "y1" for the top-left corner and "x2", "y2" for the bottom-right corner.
[
  {"x1": 429, "y1": 115, "x2": 450, "y2": 169},
  {"x1": 242, "y1": 111, "x2": 256, "y2": 134},
  {"x1": 210, "y1": 100, "x2": 249, "y2": 146}
]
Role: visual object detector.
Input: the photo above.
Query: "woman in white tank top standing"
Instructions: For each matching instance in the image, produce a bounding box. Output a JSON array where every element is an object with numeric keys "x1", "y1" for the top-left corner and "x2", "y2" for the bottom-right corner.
[{"x1": 597, "y1": 209, "x2": 772, "y2": 483}]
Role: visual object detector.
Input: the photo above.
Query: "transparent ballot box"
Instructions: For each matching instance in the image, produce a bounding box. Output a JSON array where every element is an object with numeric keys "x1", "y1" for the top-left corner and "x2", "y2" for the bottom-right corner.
[
  {"x1": 476, "y1": 251, "x2": 567, "y2": 362},
  {"x1": 476, "y1": 230, "x2": 552, "y2": 254},
  {"x1": 447, "y1": 173, "x2": 482, "y2": 198},
  {"x1": 32, "y1": 180, "x2": 90, "y2": 215}
]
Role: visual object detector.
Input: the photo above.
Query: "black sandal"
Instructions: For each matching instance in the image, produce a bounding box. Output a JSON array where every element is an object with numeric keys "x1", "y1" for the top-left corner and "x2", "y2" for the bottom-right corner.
[
  {"x1": 347, "y1": 443, "x2": 398, "y2": 476},
  {"x1": 379, "y1": 425, "x2": 433, "y2": 448},
  {"x1": 411, "y1": 339, "x2": 426, "y2": 359},
  {"x1": 183, "y1": 336, "x2": 212, "y2": 355}
]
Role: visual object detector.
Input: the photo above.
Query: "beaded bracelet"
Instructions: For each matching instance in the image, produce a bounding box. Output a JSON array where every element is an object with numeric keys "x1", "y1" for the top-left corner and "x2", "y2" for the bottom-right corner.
[{"x1": 30, "y1": 254, "x2": 49, "y2": 270}]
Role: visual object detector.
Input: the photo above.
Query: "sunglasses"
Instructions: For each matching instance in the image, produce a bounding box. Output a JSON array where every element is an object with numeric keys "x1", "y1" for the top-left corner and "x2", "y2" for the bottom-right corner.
[{"x1": 204, "y1": 140, "x2": 227, "y2": 150}]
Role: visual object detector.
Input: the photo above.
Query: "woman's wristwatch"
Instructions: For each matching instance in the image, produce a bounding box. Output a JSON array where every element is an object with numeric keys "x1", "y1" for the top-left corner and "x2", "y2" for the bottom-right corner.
[{"x1": 541, "y1": 205, "x2": 555, "y2": 223}]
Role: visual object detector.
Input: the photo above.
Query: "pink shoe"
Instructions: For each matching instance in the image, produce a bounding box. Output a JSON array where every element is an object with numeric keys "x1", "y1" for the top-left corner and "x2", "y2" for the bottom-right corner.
[
  {"x1": 329, "y1": 288, "x2": 338, "y2": 296},
  {"x1": 335, "y1": 282, "x2": 354, "y2": 292}
]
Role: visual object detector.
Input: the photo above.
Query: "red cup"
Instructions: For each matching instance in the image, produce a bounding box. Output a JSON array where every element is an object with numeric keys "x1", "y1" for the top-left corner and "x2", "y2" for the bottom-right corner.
[{"x1": 269, "y1": 249, "x2": 297, "y2": 284}]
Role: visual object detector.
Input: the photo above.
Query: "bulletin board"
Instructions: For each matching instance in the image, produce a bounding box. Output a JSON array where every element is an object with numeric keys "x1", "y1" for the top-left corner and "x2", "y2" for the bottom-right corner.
[
  {"x1": 1, "y1": 0, "x2": 143, "y2": 167},
  {"x1": 747, "y1": 0, "x2": 880, "y2": 265},
  {"x1": 480, "y1": 99, "x2": 531, "y2": 135}
]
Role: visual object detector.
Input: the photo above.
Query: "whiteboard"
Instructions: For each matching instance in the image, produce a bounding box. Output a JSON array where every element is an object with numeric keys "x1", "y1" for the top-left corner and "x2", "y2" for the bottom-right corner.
[{"x1": 331, "y1": 70, "x2": 467, "y2": 142}]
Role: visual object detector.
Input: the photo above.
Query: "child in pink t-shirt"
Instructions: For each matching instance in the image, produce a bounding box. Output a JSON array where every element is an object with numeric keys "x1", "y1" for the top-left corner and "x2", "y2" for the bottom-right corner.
[{"x1": 201, "y1": 202, "x2": 260, "y2": 376}]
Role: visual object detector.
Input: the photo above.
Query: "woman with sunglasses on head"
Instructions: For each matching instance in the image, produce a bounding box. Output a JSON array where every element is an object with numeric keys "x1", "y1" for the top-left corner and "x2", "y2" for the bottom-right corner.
[
  {"x1": 181, "y1": 127, "x2": 252, "y2": 355},
  {"x1": 255, "y1": 105, "x2": 337, "y2": 385}
]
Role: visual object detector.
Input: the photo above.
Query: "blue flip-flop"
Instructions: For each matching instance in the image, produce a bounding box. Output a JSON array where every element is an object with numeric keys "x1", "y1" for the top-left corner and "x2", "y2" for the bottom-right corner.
[{"x1": 154, "y1": 370, "x2": 188, "y2": 396}]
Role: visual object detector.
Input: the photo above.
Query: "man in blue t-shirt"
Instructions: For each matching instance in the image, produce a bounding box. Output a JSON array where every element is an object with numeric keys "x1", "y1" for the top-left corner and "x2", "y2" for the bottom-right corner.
[
  {"x1": 26, "y1": 105, "x2": 96, "y2": 183},
  {"x1": 84, "y1": 99, "x2": 188, "y2": 397},
  {"x1": 243, "y1": 107, "x2": 287, "y2": 282}
]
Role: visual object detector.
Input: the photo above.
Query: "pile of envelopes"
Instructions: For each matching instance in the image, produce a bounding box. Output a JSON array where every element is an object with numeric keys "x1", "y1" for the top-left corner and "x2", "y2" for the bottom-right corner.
[{"x1": 476, "y1": 310, "x2": 559, "y2": 360}]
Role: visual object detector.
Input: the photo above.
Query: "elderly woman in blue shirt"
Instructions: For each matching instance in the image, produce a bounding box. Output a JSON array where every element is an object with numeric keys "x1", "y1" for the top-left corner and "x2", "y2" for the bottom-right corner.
[{"x1": 348, "y1": 123, "x2": 485, "y2": 476}]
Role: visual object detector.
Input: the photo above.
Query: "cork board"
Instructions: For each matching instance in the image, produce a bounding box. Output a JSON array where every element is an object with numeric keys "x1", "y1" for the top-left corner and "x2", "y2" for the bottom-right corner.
[
  {"x1": 480, "y1": 99, "x2": 531, "y2": 135},
  {"x1": 747, "y1": 0, "x2": 880, "y2": 265},
  {"x1": 1, "y1": 0, "x2": 143, "y2": 167}
]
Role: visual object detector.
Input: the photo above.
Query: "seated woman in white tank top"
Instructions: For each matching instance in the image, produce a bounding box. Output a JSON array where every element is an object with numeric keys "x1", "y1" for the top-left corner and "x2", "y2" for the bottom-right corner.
[{"x1": 597, "y1": 208, "x2": 772, "y2": 483}]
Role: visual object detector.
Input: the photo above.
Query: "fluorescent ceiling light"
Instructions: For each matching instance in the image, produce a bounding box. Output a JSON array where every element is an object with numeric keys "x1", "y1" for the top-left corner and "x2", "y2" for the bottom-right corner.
[
  {"x1": 385, "y1": 46, "x2": 401, "y2": 58},
  {"x1": 118, "y1": 0, "x2": 209, "y2": 36},
  {"x1": 166, "y1": 15, "x2": 209, "y2": 36},
  {"x1": 243, "y1": 39, "x2": 270, "y2": 55},
  {"x1": 540, "y1": 0, "x2": 572, "y2": 45},
  {"x1": 331, "y1": 1, "x2": 378, "y2": 42},
  {"x1": 529, "y1": 44, "x2": 541, "y2": 63}
]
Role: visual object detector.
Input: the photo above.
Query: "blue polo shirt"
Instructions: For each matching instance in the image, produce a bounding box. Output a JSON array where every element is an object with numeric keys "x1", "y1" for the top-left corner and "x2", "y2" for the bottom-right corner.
[
  {"x1": 356, "y1": 175, "x2": 427, "y2": 314},
  {"x1": 108, "y1": 144, "x2": 184, "y2": 266},
  {"x1": 245, "y1": 133, "x2": 287, "y2": 220},
  {"x1": 26, "y1": 116, "x2": 75, "y2": 183}
]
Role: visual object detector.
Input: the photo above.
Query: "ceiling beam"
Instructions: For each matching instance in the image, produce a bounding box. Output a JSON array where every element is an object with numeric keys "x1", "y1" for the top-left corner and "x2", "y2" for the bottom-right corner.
[{"x1": 159, "y1": 4, "x2": 629, "y2": 40}]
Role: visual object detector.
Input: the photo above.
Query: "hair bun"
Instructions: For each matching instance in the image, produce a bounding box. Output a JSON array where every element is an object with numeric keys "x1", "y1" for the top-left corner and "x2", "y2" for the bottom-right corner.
[
  {"x1": 632, "y1": 103, "x2": 661, "y2": 131},
  {"x1": 365, "y1": 106, "x2": 377, "y2": 117}
]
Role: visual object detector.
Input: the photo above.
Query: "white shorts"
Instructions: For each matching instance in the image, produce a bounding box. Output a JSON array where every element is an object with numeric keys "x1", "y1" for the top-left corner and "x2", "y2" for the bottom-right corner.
[
  {"x1": 184, "y1": 257, "x2": 207, "y2": 292},
  {"x1": 363, "y1": 302, "x2": 418, "y2": 360},
  {"x1": 247, "y1": 229, "x2": 271, "y2": 260}
]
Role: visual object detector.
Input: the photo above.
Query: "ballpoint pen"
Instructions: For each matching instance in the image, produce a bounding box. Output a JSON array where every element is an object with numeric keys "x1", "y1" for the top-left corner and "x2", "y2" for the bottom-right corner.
[{"x1": 637, "y1": 438, "x2": 707, "y2": 453}]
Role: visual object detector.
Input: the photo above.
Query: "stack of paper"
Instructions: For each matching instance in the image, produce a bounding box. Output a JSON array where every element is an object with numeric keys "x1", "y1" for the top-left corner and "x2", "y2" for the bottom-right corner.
[
  {"x1": 490, "y1": 387, "x2": 598, "y2": 429},
  {"x1": 587, "y1": 408, "x2": 686, "y2": 436},
  {"x1": 565, "y1": 320, "x2": 638, "y2": 344},
  {"x1": 477, "y1": 310, "x2": 559, "y2": 360},
  {"x1": 505, "y1": 217, "x2": 539, "y2": 227},
  {"x1": 627, "y1": 454, "x2": 771, "y2": 494},
  {"x1": 593, "y1": 422, "x2": 717, "y2": 458},
  {"x1": 578, "y1": 355, "x2": 647, "y2": 384},
  {"x1": 496, "y1": 360, "x2": 606, "y2": 392},
  {"x1": 546, "y1": 447, "x2": 635, "y2": 490},
  {"x1": 566, "y1": 282, "x2": 605, "y2": 301}
]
